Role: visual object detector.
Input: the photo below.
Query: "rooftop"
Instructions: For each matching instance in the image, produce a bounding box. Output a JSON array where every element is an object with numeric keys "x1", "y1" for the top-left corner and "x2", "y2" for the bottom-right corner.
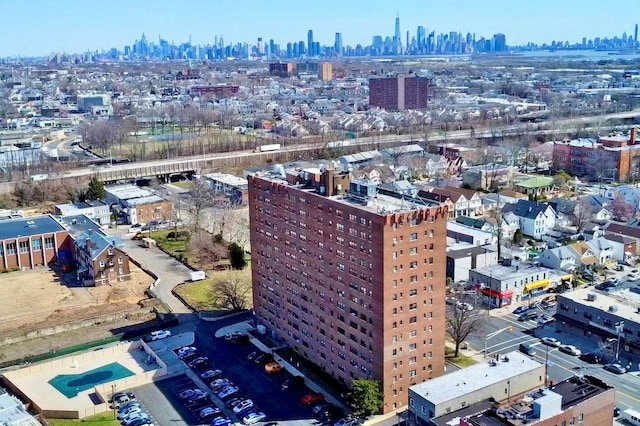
[
  {"x1": 471, "y1": 262, "x2": 559, "y2": 282},
  {"x1": 409, "y1": 351, "x2": 543, "y2": 406},
  {"x1": 0, "y1": 215, "x2": 65, "y2": 241},
  {"x1": 124, "y1": 195, "x2": 166, "y2": 206},
  {"x1": 0, "y1": 388, "x2": 40, "y2": 426},
  {"x1": 57, "y1": 215, "x2": 124, "y2": 259},
  {"x1": 558, "y1": 287, "x2": 640, "y2": 325},
  {"x1": 105, "y1": 184, "x2": 154, "y2": 200}
]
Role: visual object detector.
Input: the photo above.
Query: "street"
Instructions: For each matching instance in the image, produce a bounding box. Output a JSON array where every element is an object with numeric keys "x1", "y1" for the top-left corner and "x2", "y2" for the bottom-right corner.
[{"x1": 464, "y1": 309, "x2": 640, "y2": 411}]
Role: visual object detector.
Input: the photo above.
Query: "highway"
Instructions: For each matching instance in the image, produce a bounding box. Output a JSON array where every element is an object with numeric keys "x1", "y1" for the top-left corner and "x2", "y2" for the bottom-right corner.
[
  {"x1": 40, "y1": 108, "x2": 640, "y2": 182},
  {"x1": 464, "y1": 308, "x2": 640, "y2": 411}
]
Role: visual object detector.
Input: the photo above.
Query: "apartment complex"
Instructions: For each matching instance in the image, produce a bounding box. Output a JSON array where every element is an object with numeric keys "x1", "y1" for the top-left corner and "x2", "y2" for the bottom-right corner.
[
  {"x1": 552, "y1": 128, "x2": 640, "y2": 182},
  {"x1": 249, "y1": 166, "x2": 449, "y2": 413},
  {"x1": 369, "y1": 75, "x2": 430, "y2": 110}
]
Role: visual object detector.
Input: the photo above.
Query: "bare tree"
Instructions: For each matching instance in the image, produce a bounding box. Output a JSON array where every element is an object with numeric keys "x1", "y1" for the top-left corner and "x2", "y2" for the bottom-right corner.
[
  {"x1": 188, "y1": 231, "x2": 227, "y2": 269},
  {"x1": 211, "y1": 270, "x2": 252, "y2": 310},
  {"x1": 188, "y1": 179, "x2": 216, "y2": 231},
  {"x1": 573, "y1": 198, "x2": 595, "y2": 234},
  {"x1": 446, "y1": 307, "x2": 484, "y2": 358},
  {"x1": 609, "y1": 196, "x2": 636, "y2": 222},
  {"x1": 487, "y1": 205, "x2": 505, "y2": 260}
]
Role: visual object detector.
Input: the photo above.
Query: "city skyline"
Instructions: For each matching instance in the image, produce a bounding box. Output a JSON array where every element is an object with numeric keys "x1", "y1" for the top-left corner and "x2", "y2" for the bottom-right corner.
[{"x1": 1, "y1": 0, "x2": 639, "y2": 57}]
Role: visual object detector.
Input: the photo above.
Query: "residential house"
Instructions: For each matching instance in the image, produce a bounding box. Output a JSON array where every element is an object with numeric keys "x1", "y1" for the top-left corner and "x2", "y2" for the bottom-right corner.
[
  {"x1": 503, "y1": 200, "x2": 556, "y2": 240},
  {"x1": 539, "y1": 246, "x2": 578, "y2": 271},
  {"x1": 514, "y1": 176, "x2": 554, "y2": 198},
  {"x1": 445, "y1": 187, "x2": 483, "y2": 216},
  {"x1": 462, "y1": 163, "x2": 514, "y2": 191},
  {"x1": 54, "y1": 200, "x2": 111, "y2": 226},
  {"x1": 481, "y1": 190, "x2": 528, "y2": 211},
  {"x1": 602, "y1": 233, "x2": 637, "y2": 262},
  {"x1": 423, "y1": 154, "x2": 449, "y2": 179},
  {"x1": 380, "y1": 144, "x2": 424, "y2": 165},
  {"x1": 336, "y1": 150, "x2": 382, "y2": 171},
  {"x1": 603, "y1": 220, "x2": 640, "y2": 253},
  {"x1": 587, "y1": 237, "x2": 614, "y2": 265},
  {"x1": 570, "y1": 241, "x2": 598, "y2": 268},
  {"x1": 455, "y1": 216, "x2": 492, "y2": 232},
  {"x1": 447, "y1": 221, "x2": 496, "y2": 246},
  {"x1": 418, "y1": 188, "x2": 455, "y2": 219}
]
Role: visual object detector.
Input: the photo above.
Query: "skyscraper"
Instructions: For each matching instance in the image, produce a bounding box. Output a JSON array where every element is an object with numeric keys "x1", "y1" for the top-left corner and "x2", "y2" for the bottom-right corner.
[
  {"x1": 393, "y1": 14, "x2": 401, "y2": 55},
  {"x1": 369, "y1": 75, "x2": 430, "y2": 110},
  {"x1": 249, "y1": 169, "x2": 448, "y2": 414},
  {"x1": 492, "y1": 33, "x2": 507, "y2": 52},
  {"x1": 307, "y1": 29, "x2": 314, "y2": 56},
  {"x1": 417, "y1": 26, "x2": 426, "y2": 52},
  {"x1": 635, "y1": 24, "x2": 638, "y2": 46},
  {"x1": 334, "y1": 32, "x2": 343, "y2": 56}
]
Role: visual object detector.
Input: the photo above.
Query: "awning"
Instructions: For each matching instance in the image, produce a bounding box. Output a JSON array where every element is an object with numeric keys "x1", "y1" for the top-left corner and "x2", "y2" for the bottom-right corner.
[
  {"x1": 480, "y1": 288, "x2": 514, "y2": 299},
  {"x1": 77, "y1": 267, "x2": 88, "y2": 274},
  {"x1": 524, "y1": 279, "x2": 550, "y2": 292}
]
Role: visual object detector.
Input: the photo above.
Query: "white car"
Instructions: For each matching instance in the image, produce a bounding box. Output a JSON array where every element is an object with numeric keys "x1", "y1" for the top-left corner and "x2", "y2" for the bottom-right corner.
[
  {"x1": 201, "y1": 369, "x2": 223, "y2": 380},
  {"x1": 122, "y1": 412, "x2": 150, "y2": 426},
  {"x1": 456, "y1": 302, "x2": 473, "y2": 311},
  {"x1": 177, "y1": 346, "x2": 197, "y2": 356},
  {"x1": 233, "y1": 399, "x2": 254, "y2": 414},
  {"x1": 150, "y1": 330, "x2": 171, "y2": 340},
  {"x1": 199, "y1": 406, "x2": 221, "y2": 419},
  {"x1": 118, "y1": 406, "x2": 142, "y2": 419},
  {"x1": 541, "y1": 337, "x2": 561, "y2": 347},
  {"x1": 559, "y1": 345, "x2": 581, "y2": 356},
  {"x1": 187, "y1": 389, "x2": 208, "y2": 403},
  {"x1": 178, "y1": 389, "x2": 197, "y2": 399},
  {"x1": 218, "y1": 385, "x2": 240, "y2": 400},
  {"x1": 242, "y1": 411, "x2": 267, "y2": 425}
]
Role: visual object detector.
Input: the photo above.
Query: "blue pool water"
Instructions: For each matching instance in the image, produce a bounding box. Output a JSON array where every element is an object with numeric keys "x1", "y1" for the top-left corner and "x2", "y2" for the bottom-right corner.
[{"x1": 48, "y1": 362, "x2": 134, "y2": 398}]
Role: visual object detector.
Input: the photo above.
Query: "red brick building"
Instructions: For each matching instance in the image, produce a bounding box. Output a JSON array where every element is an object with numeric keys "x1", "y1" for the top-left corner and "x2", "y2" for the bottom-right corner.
[
  {"x1": 552, "y1": 128, "x2": 640, "y2": 181},
  {"x1": 369, "y1": 75, "x2": 430, "y2": 111},
  {"x1": 249, "y1": 167, "x2": 448, "y2": 413},
  {"x1": 189, "y1": 84, "x2": 239, "y2": 98},
  {"x1": 0, "y1": 215, "x2": 73, "y2": 271}
]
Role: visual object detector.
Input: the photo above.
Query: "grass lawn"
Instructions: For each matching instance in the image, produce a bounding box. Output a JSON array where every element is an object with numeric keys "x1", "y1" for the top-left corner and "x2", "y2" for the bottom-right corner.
[
  {"x1": 151, "y1": 229, "x2": 190, "y2": 260},
  {"x1": 171, "y1": 181, "x2": 193, "y2": 189},
  {"x1": 174, "y1": 268, "x2": 252, "y2": 312},
  {"x1": 445, "y1": 346, "x2": 477, "y2": 368},
  {"x1": 47, "y1": 412, "x2": 120, "y2": 425}
]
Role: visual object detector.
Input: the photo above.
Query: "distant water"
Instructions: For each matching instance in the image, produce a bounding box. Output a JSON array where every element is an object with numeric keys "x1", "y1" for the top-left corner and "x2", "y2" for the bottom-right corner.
[{"x1": 513, "y1": 50, "x2": 640, "y2": 61}]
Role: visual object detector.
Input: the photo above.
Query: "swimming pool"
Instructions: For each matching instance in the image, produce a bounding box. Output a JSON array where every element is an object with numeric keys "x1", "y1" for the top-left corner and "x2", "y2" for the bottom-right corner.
[{"x1": 48, "y1": 362, "x2": 135, "y2": 398}]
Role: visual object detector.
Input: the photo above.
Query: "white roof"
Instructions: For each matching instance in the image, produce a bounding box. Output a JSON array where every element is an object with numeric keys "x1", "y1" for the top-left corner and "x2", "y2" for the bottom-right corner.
[
  {"x1": 125, "y1": 195, "x2": 165, "y2": 206},
  {"x1": 410, "y1": 351, "x2": 543, "y2": 405},
  {"x1": 105, "y1": 184, "x2": 154, "y2": 200}
]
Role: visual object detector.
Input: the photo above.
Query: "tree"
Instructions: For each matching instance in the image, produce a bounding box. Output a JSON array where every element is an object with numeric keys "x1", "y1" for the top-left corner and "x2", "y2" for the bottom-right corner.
[
  {"x1": 487, "y1": 206, "x2": 504, "y2": 260},
  {"x1": 188, "y1": 179, "x2": 216, "y2": 231},
  {"x1": 573, "y1": 198, "x2": 595, "y2": 233},
  {"x1": 609, "y1": 195, "x2": 636, "y2": 222},
  {"x1": 512, "y1": 229, "x2": 524, "y2": 245},
  {"x1": 553, "y1": 170, "x2": 572, "y2": 189},
  {"x1": 228, "y1": 242, "x2": 247, "y2": 270},
  {"x1": 211, "y1": 270, "x2": 251, "y2": 310},
  {"x1": 446, "y1": 307, "x2": 484, "y2": 358},
  {"x1": 86, "y1": 176, "x2": 106, "y2": 200},
  {"x1": 188, "y1": 231, "x2": 227, "y2": 269},
  {"x1": 348, "y1": 379, "x2": 384, "y2": 417}
]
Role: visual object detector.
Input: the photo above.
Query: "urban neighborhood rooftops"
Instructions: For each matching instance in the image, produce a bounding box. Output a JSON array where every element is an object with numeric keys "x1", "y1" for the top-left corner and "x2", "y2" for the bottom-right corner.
[{"x1": 0, "y1": 215, "x2": 65, "y2": 240}]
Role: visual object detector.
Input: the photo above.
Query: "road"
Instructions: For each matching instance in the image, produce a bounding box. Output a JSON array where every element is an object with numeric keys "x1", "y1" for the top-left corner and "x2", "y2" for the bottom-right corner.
[
  {"x1": 465, "y1": 308, "x2": 640, "y2": 411},
  {"x1": 39, "y1": 108, "x2": 640, "y2": 182}
]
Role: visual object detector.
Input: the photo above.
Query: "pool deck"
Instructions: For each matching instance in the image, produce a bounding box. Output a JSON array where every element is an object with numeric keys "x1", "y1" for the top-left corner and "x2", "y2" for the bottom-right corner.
[{"x1": 4, "y1": 341, "x2": 163, "y2": 417}]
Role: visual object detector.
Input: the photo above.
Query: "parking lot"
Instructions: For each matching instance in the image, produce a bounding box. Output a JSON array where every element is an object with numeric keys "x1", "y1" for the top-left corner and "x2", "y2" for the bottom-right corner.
[{"x1": 132, "y1": 326, "x2": 344, "y2": 425}]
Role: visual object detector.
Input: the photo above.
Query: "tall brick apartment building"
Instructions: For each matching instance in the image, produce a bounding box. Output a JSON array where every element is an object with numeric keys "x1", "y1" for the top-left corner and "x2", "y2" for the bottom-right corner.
[
  {"x1": 249, "y1": 166, "x2": 448, "y2": 413},
  {"x1": 369, "y1": 75, "x2": 430, "y2": 110}
]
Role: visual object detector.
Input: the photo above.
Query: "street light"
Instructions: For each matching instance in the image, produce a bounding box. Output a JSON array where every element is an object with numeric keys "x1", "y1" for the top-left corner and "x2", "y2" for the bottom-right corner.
[
  {"x1": 484, "y1": 326, "x2": 513, "y2": 358},
  {"x1": 614, "y1": 321, "x2": 625, "y2": 363}
]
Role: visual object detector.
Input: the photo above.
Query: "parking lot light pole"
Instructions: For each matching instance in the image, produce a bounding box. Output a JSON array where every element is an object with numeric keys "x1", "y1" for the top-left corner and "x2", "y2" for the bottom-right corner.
[
  {"x1": 111, "y1": 383, "x2": 116, "y2": 420},
  {"x1": 614, "y1": 321, "x2": 625, "y2": 363}
]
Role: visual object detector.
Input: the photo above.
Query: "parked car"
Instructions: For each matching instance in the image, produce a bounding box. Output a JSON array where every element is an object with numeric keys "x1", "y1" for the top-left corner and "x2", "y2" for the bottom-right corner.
[
  {"x1": 118, "y1": 406, "x2": 142, "y2": 419},
  {"x1": 455, "y1": 302, "x2": 473, "y2": 311},
  {"x1": 230, "y1": 334, "x2": 249, "y2": 344},
  {"x1": 212, "y1": 416, "x2": 233, "y2": 426},
  {"x1": 513, "y1": 306, "x2": 529, "y2": 315},
  {"x1": 188, "y1": 357, "x2": 210, "y2": 369},
  {"x1": 199, "y1": 406, "x2": 221, "y2": 419},
  {"x1": 559, "y1": 345, "x2": 582, "y2": 356},
  {"x1": 542, "y1": 301, "x2": 557, "y2": 309},
  {"x1": 122, "y1": 412, "x2": 150, "y2": 426},
  {"x1": 188, "y1": 389, "x2": 209, "y2": 404},
  {"x1": 224, "y1": 332, "x2": 243, "y2": 341},
  {"x1": 445, "y1": 297, "x2": 457, "y2": 306},
  {"x1": 265, "y1": 361, "x2": 284, "y2": 374},
  {"x1": 580, "y1": 353, "x2": 602, "y2": 364},
  {"x1": 211, "y1": 380, "x2": 234, "y2": 393},
  {"x1": 233, "y1": 399, "x2": 255, "y2": 414},
  {"x1": 254, "y1": 352, "x2": 274, "y2": 364},
  {"x1": 541, "y1": 337, "x2": 561, "y2": 347},
  {"x1": 518, "y1": 311, "x2": 539, "y2": 322},
  {"x1": 246, "y1": 351, "x2": 260, "y2": 361},
  {"x1": 242, "y1": 411, "x2": 267, "y2": 425},
  {"x1": 218, "y1": 386, "x2": 240, "y2": 400},
  {"x1": 519, "y1": 344, "x2": 537, "y2": 356},
  {"x1": 201, "y1": 369, "x2": 223, "y2": 380},
  {"x1": 312, "y1": 402, "x2": 330, "y2": 415},
  {"x1": 110, "y1": 392, "x2": 135, "y2": 403},
  {"x1": 178, "y1": 347, "x2": 198, "y2": 360},
  {"x1": 116, "y1": 400, "x2": 140, "y2": 412},
  {"x1": 604, "y1": 363, "x2": 626, "y2": 374},
  {"x1": 149, "y1": 330, "x2": 171, "y2": 341},
  {"x1": 178, "y1": 389, "x2": 197, "y2": 400},
  {"x1": 300, "y1": 393, "x2": 325, "y2": 406},
  {"x1": 224, "y1": 397, "x2": 245, "y2": 409},
  {"x1": 177, "y1": 346, "x2": 197, "y2": 356},
  {"x1": 282, "y1": 376, "x2": 304, "y2": 390}
]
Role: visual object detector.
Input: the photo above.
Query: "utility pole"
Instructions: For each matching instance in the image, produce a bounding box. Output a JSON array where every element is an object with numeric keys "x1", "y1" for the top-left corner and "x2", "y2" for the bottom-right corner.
[
  {"x1": 111, "y1": 383, "x2": 116, "y2": 419},
  {"x1": 615, "y1": 321, "x2": 625, "y2": 363}
]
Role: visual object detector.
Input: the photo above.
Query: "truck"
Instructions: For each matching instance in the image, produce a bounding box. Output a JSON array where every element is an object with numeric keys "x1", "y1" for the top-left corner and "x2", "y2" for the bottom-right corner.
[
  {"x1": 257, "y1": 144, "x2": 281, "y2": 152},
  {"x1": 189, "y1": 270, "x2": 206, "y2": 282}
]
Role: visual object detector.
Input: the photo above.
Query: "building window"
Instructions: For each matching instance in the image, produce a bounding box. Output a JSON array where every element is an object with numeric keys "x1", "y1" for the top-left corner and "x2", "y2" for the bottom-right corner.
[
  {"x1": 118, "y1": 257, "x2": 123, "y2": 264},
  {"x1": 409, "y1": 316, "x2": 417, "y2": 323},
  {"x1": 409, "y1": 369, "x2": 416, "y2": 377},
  {"x1": 32, "y1": 239, "x2": 42, "y2": 250},
  {"x1": 6, "y1": 243, "x2": 16, "y2": 255},
  {"x1": 578, "y1": 414, "x2": 584, "y2": 423},
  {"x1": 409, "y1": 357, "x2": 417, "y2": 365},
  {"x1": 19, "y1": 241, "x2": 29, "y2": 253},
  {"x1": 410, "y1": 247, "x2": 418, "y2": 255},
  {"x1": 45, "y1": 237, "x2": 54, "y2": 249},
  {"x1": 410, "y1": 233, "x2": 418, "y2": 241},
  {"x1": 409, "y1": 397, "x2": 414, "y2": 408}
]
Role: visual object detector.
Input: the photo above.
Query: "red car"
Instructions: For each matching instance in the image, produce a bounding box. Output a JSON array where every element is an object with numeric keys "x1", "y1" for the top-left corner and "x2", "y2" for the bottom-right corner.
[{"x1": 300, "y1": 393, "x2": 324, "y2": 406}]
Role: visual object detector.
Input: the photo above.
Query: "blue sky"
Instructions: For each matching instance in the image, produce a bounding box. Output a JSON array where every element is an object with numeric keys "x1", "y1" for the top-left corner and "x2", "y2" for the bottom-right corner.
[{"x1": 2, "y1": 0, "x2": 638, "y2": 56}]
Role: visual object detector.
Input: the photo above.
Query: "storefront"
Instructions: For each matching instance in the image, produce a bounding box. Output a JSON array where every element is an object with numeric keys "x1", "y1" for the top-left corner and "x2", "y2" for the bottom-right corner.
[
  {"x1": 479, "y1": 288, "x2": 514, "y2": 308},
  {"x1": 523, "y1": 279, "x2": 550, "y2": 296}
]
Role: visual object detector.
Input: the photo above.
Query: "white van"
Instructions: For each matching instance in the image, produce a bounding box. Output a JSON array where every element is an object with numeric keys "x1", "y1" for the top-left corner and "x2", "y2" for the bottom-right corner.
[{"x1": 622, "y1": 409, "x2": 640, "y2": 426}]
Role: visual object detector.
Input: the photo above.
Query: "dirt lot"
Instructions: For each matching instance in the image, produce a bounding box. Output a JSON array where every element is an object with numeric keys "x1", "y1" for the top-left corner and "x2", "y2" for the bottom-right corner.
[{"x1": 0, "y1": 265, "x2": 156, "y2": 363}]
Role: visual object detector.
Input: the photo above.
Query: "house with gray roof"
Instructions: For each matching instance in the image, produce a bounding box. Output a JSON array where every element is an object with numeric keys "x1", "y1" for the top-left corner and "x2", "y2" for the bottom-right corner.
[{"x1": 503, "y1": 199, "x2": 556, "y2": 239}]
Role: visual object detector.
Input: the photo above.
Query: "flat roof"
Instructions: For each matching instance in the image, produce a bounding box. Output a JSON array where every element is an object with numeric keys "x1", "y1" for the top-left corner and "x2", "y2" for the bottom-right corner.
[
  {"x1": 447, "y1": 245, "x2": 496, "y2": 259},
  {"x1": 447, "y1": 221, "x2": 494, "y2": 240},
  {"x1": 0, "y1": 215, "x2": 65, "y2": 240},
  {"x1": 105, "y1": 184, "x2": 154, "y2": 200},
  {"x1": 409, "y1": 351, "x2": 543, "y2": 406},
  {"x1": 125, "y1": 195, "x2": 166, "y2": 206},
  {"x1": 471, "y1": 262, "x2": 563, "y2": 282},
  {"x1": 558, "y1": 287, "x2": 640, "y2": 325},
  {"x1": 0, "y1": 389, "x2": 40, "y2": 426}
]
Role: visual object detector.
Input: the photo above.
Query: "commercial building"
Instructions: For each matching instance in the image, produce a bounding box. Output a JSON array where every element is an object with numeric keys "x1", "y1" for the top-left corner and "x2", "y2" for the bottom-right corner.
[
  {"x1": 446, "y1": 244, "x2": 498, "y2": 283},
  {"x1": 369, "y1": 75, "x2": 430, "y2": 111},
  {"x1": 54, "y1": 200, "x2": 111, "y2": 226},
  {"x1": 269, "y1": 62, "x2": 297, "y2": 77},
  {"x1": 319, "y1": 62, "x2": 333, "y2": 81},
  {"x1": 462, "y1": 164, "x2": 515, "y2": 191},
  {"x1": 469, "y1": 261, "x2": 571, "y2": 307},
  {"x1": 556, "y1": 287, "x2": 640, "y2": 349},
  {"x1": 249, "y1": 165, "x2": 449, "y2": 413},
  {"x1": 0, "y1": 215, "x2": 72, "y2": 271},
  {"x1": 76, "y1": 94, "x2": 110, "y2": 112},
  {"x1": 105, "y1": 184, "x2": 174, "y2": 225},
  {"x1": 435, "y1": 375, "x2": 615, "y2": 426},
  {"x1": 188, "y1": 84, "x2": 239, "y2": 98},
  {"x1": 202, "y1": 173, "x2": 248, "y2": 205},
  {"x1": 409, "y1": 351, "x2": 545, "y2": 422}
]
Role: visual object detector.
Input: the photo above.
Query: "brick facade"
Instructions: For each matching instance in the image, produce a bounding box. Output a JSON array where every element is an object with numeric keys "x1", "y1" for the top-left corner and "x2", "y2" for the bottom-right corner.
[
  {"x1": 0, "y1": 231, "x2": 72, "y2": 271},
  {"x1": 249, "y1": 174, "x2": 448, "y2": 414}
]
